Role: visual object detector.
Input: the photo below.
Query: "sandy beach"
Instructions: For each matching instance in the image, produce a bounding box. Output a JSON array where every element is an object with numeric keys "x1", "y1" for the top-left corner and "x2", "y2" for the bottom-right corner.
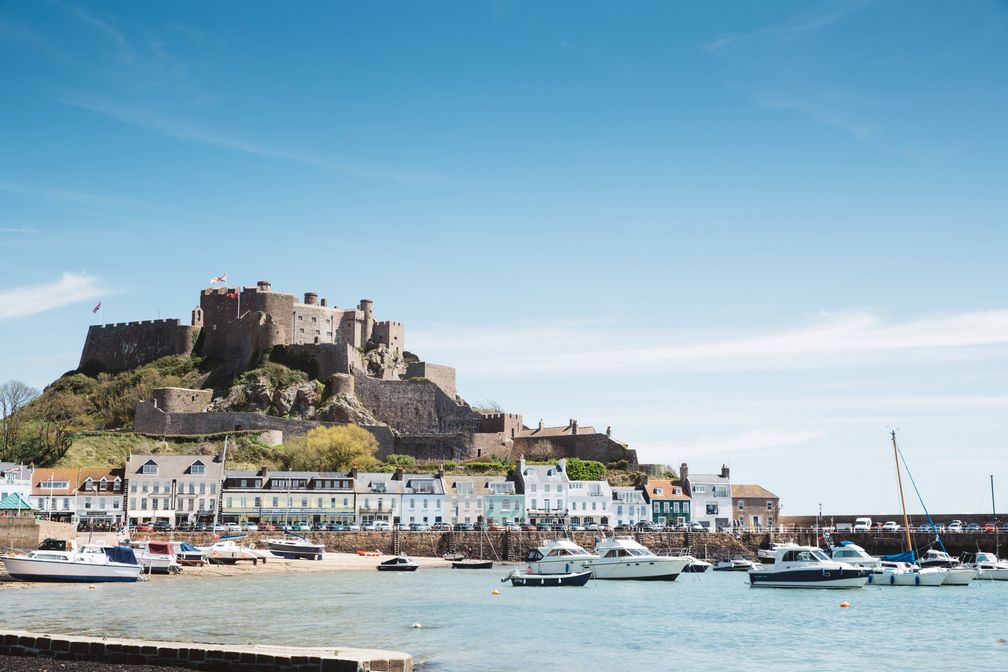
[{"x1": 0, "y1": 551, "x2": 499, "y2": 589}]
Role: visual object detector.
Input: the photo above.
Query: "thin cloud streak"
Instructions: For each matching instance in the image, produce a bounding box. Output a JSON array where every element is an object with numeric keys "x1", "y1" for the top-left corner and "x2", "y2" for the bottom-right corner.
[
  {"x1": 0, "y1": 272, "x2": 106, "y2": 320},
  {"x1": 412, "y1": 309, "x2": 1008, "y2": 377},
  {"x1": 637, "y1": 429, "x2": 826, "y2": 458},
  {"x1": 58, "y1": 93, "x2": 448, "y2": 184}
]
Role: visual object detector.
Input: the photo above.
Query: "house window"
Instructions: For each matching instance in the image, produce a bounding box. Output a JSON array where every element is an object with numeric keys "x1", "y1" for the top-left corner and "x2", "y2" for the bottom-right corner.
[
  {"x1": 142, "y1": 464, "x2": 158, "y2": 475},
  {"x1": 706, "y1": 504, "x2": 718, "y2": 515},
  {"x1": 767, "y1": 501, "x2": 774, "y2": 511},
  {"x1": 191, "y1": 464, "x2": 206, "y2": 475},
  {"x1": 738, "y1": 500, "x2": 745, "y2": 510},
  {"x1": 653, "y1": 502, "x2": 659, "y2": 513},
  {"x1": 272, "y1": 497, "x2": 279, "y2": 507},
  {"x1": 655, "y1": 488, "x2": 663, "y2": 495}
]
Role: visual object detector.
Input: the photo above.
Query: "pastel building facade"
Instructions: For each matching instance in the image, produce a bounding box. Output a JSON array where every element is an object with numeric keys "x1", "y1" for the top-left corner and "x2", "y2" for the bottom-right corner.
[
  {"x1": 682, "y1": 463, "x2": 732, "y2": 531},
  {"x1": 611, "y1": 486, "x2": 650, "y2": 528},
  {"x1": 567, "y1": 479, "x2": 613, "y2": 526},
  {"x1": 221, "y1": 470, "x2": 355, "y2": 525},
  {"x1": 643, "y1": 478, "x2": 691, "y2": 527},
  {"x1": 400, "y1": 474, "x2": 445, "y2": 525},
  {"x1": 513, "y1": 458, "x2": 570, "y2": 525},
  {"x1": 0, "y1": 462, "x2": 32, "y2": 504},
  {"x1": 125, "y1": 454, "x2": 225, "y2": 526}
]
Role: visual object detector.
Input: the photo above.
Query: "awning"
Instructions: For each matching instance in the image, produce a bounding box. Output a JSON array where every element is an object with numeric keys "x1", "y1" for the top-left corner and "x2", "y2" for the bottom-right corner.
[{"x1": 0, "y1": 492, "x2": 33, "y2": 511}]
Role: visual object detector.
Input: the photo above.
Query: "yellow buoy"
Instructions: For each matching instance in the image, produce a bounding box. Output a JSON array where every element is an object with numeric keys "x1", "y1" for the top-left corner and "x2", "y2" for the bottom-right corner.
[
  {"x1": 491, "y1": 589, "x2": 500, "y2": 595},
  {"x1": 839, "y1": 602, "x2": 850, "y2": 608}
]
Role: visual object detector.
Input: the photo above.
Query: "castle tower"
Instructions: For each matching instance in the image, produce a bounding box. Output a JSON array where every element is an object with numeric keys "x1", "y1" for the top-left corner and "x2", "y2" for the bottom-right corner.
[
  {"x1": 359, "y1": 299, "x2": 374, "y2": 342},
  {"x1": 191, "y1": 307, "x2": 203, "y2": 327},
  {"x1": 304, "y1": 292, "x2": 319, "y2": 306}
]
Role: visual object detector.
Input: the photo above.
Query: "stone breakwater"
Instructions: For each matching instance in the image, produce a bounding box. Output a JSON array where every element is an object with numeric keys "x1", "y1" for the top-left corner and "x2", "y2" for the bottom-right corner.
[{"x1": 0, "y1": 629, "x2": 410, "y2": 672}]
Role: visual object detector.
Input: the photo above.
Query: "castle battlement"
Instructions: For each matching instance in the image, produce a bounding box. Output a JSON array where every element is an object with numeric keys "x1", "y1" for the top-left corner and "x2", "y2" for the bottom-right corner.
[
  {"x1": 375, "y1": 320, "x2": 403, "y2": 327},
  {"x1": 95, "y1": 318, "x2": 182, "y2": 330}
]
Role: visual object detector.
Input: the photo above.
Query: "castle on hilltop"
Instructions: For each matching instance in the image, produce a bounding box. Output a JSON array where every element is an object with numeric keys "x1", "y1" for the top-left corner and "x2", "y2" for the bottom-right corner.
[{"x1": 77, "y1": 280, "x2": 636, "y2": 467}]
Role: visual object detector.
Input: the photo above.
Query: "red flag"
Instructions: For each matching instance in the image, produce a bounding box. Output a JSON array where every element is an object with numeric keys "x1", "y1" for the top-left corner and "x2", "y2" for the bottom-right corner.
[
  {"x1": 211, "y1": 273, "x2": 227, "y2": 284},
  {"x1": 226, "y1": 291, "x2": 238, "y2": 300}
]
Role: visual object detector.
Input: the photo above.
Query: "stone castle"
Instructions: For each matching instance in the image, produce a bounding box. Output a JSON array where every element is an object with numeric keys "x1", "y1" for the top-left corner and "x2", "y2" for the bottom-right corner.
[{"x1": 78, "y1": 281, "x2": 636, "y2": 467}]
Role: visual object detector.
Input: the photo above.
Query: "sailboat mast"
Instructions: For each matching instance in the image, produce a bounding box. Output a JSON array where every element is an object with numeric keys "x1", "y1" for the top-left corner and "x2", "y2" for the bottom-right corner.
[
  {"x1": 891, "y1": 431, "x2": 913, "y2": 553},
  {"x1": 993, "y1": 474, "x2": 999, "y2": 557}
]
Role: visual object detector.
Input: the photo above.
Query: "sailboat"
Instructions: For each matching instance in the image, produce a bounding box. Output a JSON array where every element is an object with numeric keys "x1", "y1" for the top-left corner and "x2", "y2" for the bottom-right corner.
[
  {"x1": 868, "y1": 432, "x2": 949, "y2": 587},
  {"x1": 969, "y1": 475, "x2": 1008, "y2": 580}
]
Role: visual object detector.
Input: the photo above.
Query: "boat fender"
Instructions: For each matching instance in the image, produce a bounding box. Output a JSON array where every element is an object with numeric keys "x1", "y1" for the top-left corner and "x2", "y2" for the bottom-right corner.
[
  {"x1": 839, "y1": 602, "x2": 850, "y2": 608},
  {"x1": 890, "y1": 574, "x2": 895, "y2": 585},
  {"x1": 915, "y1": 575, "x2": 920, "y2": 586},
  {"x1": 867, "y1": 574, "x2": 873, "y2": 584}
]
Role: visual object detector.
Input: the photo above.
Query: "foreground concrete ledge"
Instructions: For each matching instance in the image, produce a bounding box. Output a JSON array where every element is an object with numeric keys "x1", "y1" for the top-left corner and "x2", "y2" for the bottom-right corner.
[{"x1": 0, "y1": 629, "x2": 411, "y2": 672}]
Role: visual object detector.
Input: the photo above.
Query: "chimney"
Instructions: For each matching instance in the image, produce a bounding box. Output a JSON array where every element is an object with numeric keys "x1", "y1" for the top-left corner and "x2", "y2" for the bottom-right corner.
[
  {"x1": 257, "y1": 280, "x2": 271, "y2": 291},
  {"x1": 304, "y1": 292, "x2": 318, "y2": 306},
  {"x1": 680, "y1": 462, "x2": 689, "y2": 487},
  {"x1": 606, "y1": 426, "x2": 612, "y2": 437},
  {"x1": 437, "y1": 466, "x2": 445, "y2": 479},
  {"x1": 571, "y1": 419, "x2": 578, "y2": 435},
  {"x1": 538, "y1": 419, "x2": 543, "y2": 431},
  {"x1": 721, "y1": 464, "x2": 730, "y2": 480},
  {"x1": 350, "y1": 466, "x2": 359, "y2": 479}
]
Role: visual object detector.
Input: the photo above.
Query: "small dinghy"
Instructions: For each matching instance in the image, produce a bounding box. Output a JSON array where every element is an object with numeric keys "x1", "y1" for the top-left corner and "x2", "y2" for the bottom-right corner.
[
  {"x1": 505, "y1": 569, "x2": 592, "y2": 587},
  {"x1": 452, "y1": 560, "x2": 494, "y2": 569},
  {"x1": 378, "y1": 553, "x2": 420, "y2": 572}
]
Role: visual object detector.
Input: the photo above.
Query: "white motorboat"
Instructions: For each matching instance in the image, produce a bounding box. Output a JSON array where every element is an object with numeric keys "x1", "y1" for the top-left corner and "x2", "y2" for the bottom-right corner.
[
  {"x1": 748, "y1": 545, "x2": 870, "y2": 589},
  {"x1": 914, "y1": 549, "x2": 974, "y2": 585},
  {"x1": 130, "y1": 540, "x2": 182, "y2": 574},
  {"x1": 589, "y1": 537, "x2": 688, "y2": 581},
  {"x1": 171, "y1": 542, "x2": 208, "y2": 567},
  {"x1": 681, "y1": 556, "x2": 713, "y2": 573},
  {"x1": 0, "y1": 541, "x2": 142, "y2": 583},
  {"x1": 199, "y1": 540, "x2": 265, "y2": 565},
  {"x1": 260, "y1": 536, "x2": 324, "y2": 560},
  {"x1": 867, "y1": 561, "x2": 948, "y2": 586},
  {"x1": 829, "y1": 542, "x2": 880, "y2": 569},
  {"x1": 970, "y1": 552, "x2": 1008, "y2": 580},
  {"x1": 377, "y1": 553, "x2": 419, "y2": 572},
  {"x1": 714, "y1": 557, "x2": 761, "y2": 572},
  {"x1": 525, "y1": 538, "x2": 598, "y2": 575}
]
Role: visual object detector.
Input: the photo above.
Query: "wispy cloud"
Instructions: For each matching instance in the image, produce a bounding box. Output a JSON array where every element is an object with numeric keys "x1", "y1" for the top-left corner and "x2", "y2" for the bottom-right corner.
[
  {"x1": 0, "y1": 177, "x2": 150, "y2": 209},
  {"x1": 411, "y1": 309, "x2": 1008, "y2": 377},
  {"x1": 46, "y1": 0, "x2": 133, "y2": 60},
  {"x1": 0, "y1": 226, "x2": 39, "y2": 234},
  {"x1": 704, "y1": 3, "x2": 861, "y2": 55},
  {"x1": 0, "y1": 273, "x2": 106, "y2": 320},
  {"x1": 749, "y1": 89, "x2": 879, "y2": 140},
  {"x1": 58, "y1": 93, "x2": 446, "y2": 184}
]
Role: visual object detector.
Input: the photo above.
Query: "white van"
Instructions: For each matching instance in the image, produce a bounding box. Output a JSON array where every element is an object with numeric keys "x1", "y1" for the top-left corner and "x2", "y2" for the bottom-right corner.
[{"x1": 853, "y1": 517, "x2": 872, "y2": 532}]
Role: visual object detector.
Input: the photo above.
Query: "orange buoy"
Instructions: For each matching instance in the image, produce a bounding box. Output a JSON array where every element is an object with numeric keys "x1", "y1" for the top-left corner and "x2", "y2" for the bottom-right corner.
[{"x1": 839, "y1": 602, "x2": 850, "y2": 608}]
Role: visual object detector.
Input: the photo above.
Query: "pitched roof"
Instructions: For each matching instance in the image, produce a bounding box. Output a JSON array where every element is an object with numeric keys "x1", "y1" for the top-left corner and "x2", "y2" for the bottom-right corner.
[
  {"x1": 125, "y1": 454, "x2": 224, "y2": 478},
  {"x1": 32, "y1": 468, "x2": 81, "y2": 494},
  {"x1": 515, "y1": 424, "x2": 598, "y2": 438},
  {"x1": 731, "y1": 484, "x2": 778, "y2": 499},
  {"x1": 644, "y1": 479, "x2": 689, "y2": 500},
  {"x1": 0, "y1": 492, "x2": 33, "y2": 510}
]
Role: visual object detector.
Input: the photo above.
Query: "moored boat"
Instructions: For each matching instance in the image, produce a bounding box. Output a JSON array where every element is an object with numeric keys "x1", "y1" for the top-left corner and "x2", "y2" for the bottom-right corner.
[
  {"x1": 378, "y1": 553, "x2": 419, "y2": 571},
  {"x1": 525, "y1": 538, "x2": 597, "y2": 575},
  {"x1": 757, "y1": 542, "x2": 797, "y2": 561},
  {"x1": 681, "y1": 556, "x2": 713, "y2": 573},
  {"x1": 970, "y1": 552, "x2": 1008, "y2": 580},
  {"x1": 714, "y1": 557, "x2": 761, "y2": 572},
  {"x1": 130, "y1": 540, "x2": 182, "y2": 574},
  {"x1": 171, "y1": 542, "x2": 208, "y2": 567},
  {"x1": 260, "y1": 536, "x2": 324, "y2": 560},
  {"x1": 0, "y1": 541, "x2": 143, "y2": 583},
  {"x1": 589, "y1": 537, "x2": 688, "y2": 581},
  {"x1": 507, "y1": 569, "x2": 591, "y2": 587},
  {"x1": 867, "y1": 561, "x2": 947, "y2": 586},
  {"x1": 829, "y1": 542, "x2": 880, "y2": 569},
  {"x1": 749, "y1": 545, "x2": 870, "y2": 589},
  {"x1": 451, "y1": 560, "x2": 494, "y2": 569}
]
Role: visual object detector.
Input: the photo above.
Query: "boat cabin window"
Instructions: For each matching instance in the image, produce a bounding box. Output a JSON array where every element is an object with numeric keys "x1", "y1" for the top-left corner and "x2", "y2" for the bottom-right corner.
[
  {"x1": 527, "y1": 550, "x2": 543, "y2": 561},
  {"x1": 782, "y1": 550, "x2": 820, "y2": 563}
]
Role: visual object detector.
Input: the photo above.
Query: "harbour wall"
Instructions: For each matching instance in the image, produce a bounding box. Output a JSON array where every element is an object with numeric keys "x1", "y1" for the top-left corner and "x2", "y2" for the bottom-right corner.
[
  {"x1": 789, "y1": 530, "x2": 1003, "y2": 558},
  {"x1": 131, "y1": 530, "x2": 757, "y2": 562},
  {"x1": 0, "y1": 518, "x2": 76, "y2": 553},
  {"x1": 0, "y1": 629, "x2": 410, "y2": 672}
]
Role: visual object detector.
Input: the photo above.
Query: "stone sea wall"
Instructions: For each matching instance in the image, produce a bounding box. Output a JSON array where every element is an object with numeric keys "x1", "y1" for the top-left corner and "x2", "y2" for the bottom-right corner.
[
  {"x1": 0, "y1": 629, "x2": 410, "y2": 672},
  {"x1": 0, "y1": 518, "x2": 76, "y2": 553}
]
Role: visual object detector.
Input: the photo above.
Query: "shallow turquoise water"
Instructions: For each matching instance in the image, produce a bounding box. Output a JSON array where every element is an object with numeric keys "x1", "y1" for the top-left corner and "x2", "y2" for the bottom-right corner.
[{"x1": 2, "y1": 569, "x2": 1007, "y2": 671}]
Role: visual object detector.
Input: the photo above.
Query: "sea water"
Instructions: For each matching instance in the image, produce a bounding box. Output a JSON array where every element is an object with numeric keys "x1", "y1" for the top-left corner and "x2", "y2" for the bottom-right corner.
[{"x1": 2, "y1": 569, "x2": 1007, "y2": 671}]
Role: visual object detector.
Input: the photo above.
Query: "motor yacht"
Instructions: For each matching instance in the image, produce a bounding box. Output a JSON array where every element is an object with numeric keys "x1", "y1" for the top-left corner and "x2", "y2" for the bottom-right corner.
[
  {"x1": 589, "y1": 537, "x2": 688, "y2": 581},
  {"x1": 377, "y1": 553, "x2": 419, "y2": 572},
  {"x1": 199, "y1": 539, "x2": 265, "y2": 565},
  {"x1": 0, "y1": 540, "x2": 142, "y2": 583},
  {"x1": 867, "y1": 561, "x2": 948, "y2": 586},
  {"x1": 829, "y1": 542, "x2": 880, "y2": 568},
  {"x1": 970, "y1": 552, "x2": 1008, "y2": 580},
  {"x1": 748, "y1": 545, "x2": 870, "y2": 589},
  {"x1": 260, "y1": 536, "x2": 325, "y2": 560},
  {"x1": 525, "y1": 538, "x2": 598, "y2": 574}
]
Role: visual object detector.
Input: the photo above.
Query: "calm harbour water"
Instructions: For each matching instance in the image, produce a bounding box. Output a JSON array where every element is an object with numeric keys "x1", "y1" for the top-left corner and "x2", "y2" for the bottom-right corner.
[{"x1": 2, "y1": 568, "x2": 1007, "y2": 671}]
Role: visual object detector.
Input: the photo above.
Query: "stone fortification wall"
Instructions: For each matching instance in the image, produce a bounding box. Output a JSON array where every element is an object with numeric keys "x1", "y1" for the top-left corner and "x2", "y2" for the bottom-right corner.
[
  {"x1": 79, "y1": 320, "x2": 194, "y2": 373},
  {"x1": 133, "y1": 403, "x2": 396, "y2": 454},
  {"x1": 372, "y1": 321, "x2": 404, "y2": 354},
  {"x1": 153, "y1": 387, "x2": 213, "y2": 413},
  {"x1": 353, "y1": 374, "x2": 482, "y2": 435},
  {"x1": 471, "y1": 432, "x2": 512, "y2": 459},
  {"x1": 0, "y1": 518, "x2": 76, "y2": 552},
  {"x1": 199, "y1": 284, "x2": 293, "y2": 369},
  {"x1": 512, "y1": 433, "x2": 638, "y2": 467},
  {"x1": 386, "y1": 433, "x2": 471, "y2": 462},
  {"x1": 478, "y1": 412, "x2": 524, "y2": 438},
  {"x1": 0, "y1": 630, "x2": 411, "y2": 672},
  {"x1": 286, "y1": 343, "x2": 364, "y2": 378},
  {"x1": 405, "y1": 362, "x2": 456, "y2": 399}
]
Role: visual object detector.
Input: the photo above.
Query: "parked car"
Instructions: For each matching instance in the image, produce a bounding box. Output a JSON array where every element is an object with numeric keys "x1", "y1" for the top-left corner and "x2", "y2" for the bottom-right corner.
[
  {"x1": 261, "y1": 524, "x2": 276, "y2": 532},
  {"x1": 520, "y1": 523, "x2": 537, "y2": 531},
  {"x1": 948, "y1": 520, "x2": 964, "y2": 533},
  {"x1": 569, "y1": 524, "x2": 586, "y2": 531},
  {"x1": 135, "y1": 523, "x2": 154, "y2": 532},
  {"x1": 881, "y1": 521, "x2": 900, "y2": 532},
  {"x1": 506, "y1": 523, "x2": 521, "y2": 532},
  {"x1": 457, "y1": 523, "x2": 475, "y2": 532},
  {"x1": 212, "y1": 524, "x2": 227, "y2": 532},
  {"x1": 326, "y1": 523, "x2": 345, "y2": 532},
  {"x1": 373, "y1": 521, "x2": 392, "y2": 532},
  {"x1": 966, "y1": 522, "x2": 981, "y2": 533},
  {"x1": 1001, "y1": 523, "x2": 1008, "y2": 534},
  {"x1": 409, "y1": 523, "x2": 431, "y2": 532},
  {"x1": 853, "y1": 517, "x2": 873, "y2": 532},
  {"x1": 689, "y1": 522, "x2": 707, "y2": 533},
  {"x1": 244, "y1": 523, "x2": 259, "y2": 532},
  {"x1": 431, "y1": 522, "x2": 450, "y2": 531},
  {"x1": 983, "y1": 523, "x2": 997, "y2": 533},
  {"x1": 396, "y1": 523, "x2": 410, "y2": 531},
  {"x1": 346, "y1": 523, "x2": 361, "y2": 531},
  {"x1": 226, "y1": 523, "x2": 242, "y2": 532},
  {"x1": 152, "y1": 521, "x2": 172, "y2": 532}
]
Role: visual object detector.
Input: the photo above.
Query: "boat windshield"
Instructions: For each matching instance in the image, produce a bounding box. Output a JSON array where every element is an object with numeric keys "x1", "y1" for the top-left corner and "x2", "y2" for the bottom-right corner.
[
  {"x1": 27, "y1": 551, "x2": 71, "y2": 561},
  {"x1": 782, "y1": 550, "x2": 825, "y2": 563}
]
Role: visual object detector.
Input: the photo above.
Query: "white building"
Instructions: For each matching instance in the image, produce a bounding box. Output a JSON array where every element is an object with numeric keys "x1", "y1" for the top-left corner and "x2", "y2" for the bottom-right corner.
[
  {"x1": 682, "y1": 463, "x2": 732, "y2": 531},
  {"x1": 611, "y1": 487, "x2": 650, "y2": 528},
  {"x1": 75, "y1": 468, "x2": 125, "y2": 527},
  {"x1": 400, "y1": 473, "x2": 445, "y2": 525},
  {"x1": 125, "y1": 454, "x2": 225, "y2": 526},
  {"x1": 0, "y1": 462, "x2": 32, "y2": 503},
  {"x1": 444, "y1": 475, "x2": 486, "y2": 526},
  {"x1": 567, "y1": 480, "x2": 613, "y2": 526},
  {"x1": 353, "y1": 471, "x2": 403, "y2": 525},
  {"x1": 514, "y1": 458, "x2": 570, "y2": 525}
]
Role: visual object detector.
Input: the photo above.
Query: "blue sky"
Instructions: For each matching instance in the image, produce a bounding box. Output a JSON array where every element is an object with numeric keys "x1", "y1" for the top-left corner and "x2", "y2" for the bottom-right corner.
[{"x1": 2, "y1": 1, "x2": 1008, "y2": 515}]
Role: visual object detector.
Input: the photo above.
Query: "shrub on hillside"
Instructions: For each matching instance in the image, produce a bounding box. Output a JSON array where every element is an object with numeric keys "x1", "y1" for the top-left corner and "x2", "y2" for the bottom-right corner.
[{"x1": 566, "y1": 457, "x2": 607, "y2": 481}]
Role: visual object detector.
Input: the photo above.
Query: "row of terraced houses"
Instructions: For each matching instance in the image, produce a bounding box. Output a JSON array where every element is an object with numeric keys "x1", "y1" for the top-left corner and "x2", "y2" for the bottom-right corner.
[{"x1": 0, "y1": 457, "x2": 779, "y2": 531}]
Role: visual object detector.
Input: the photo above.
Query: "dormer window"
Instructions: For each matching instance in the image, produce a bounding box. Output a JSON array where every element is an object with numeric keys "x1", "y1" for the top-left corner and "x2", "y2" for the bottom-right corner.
[
  {"x1": 113, "y1": 477, "x2": 122, "y2": 492},
  {"x1": 141, "y1": 461, "x2": 158, "y2": 475},
  {"x1": 84, "y1": 478, "x2": 94, "y2": 491},
  {"x1": 190, "y1": 462, "x2": 206, "y2": 475},
  {"x1": 98, "y1": 477, "x2": 107, "y2": 491},
  {"x1": 655, "y1": 488, "x2": 663, "y2": 495}
]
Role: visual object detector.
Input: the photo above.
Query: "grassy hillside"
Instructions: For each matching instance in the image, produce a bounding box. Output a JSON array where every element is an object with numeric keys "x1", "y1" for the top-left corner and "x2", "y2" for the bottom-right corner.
[{"x1": 57, "y1": 431, "x2": 289, "y2": 470}]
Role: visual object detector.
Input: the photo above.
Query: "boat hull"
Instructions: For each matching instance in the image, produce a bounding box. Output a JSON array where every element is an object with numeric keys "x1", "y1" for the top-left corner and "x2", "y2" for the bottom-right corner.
[
  {"x1": 682, "y1": 562, "x2": 712, "y2": 573},
  {"x1": 1, "y1": 556, "x2": 142, "y2": 583},
  {"x1": 867, "y1": 569, "x2": 947, "y2": 586},
  {"x1": 749, "y1": 568, "x2": 869, "y2": 589},
  {"x1": 510, "y1": 571, "x2": 591, "y2": 587},
  {"x1": 261, "y1": 540, "x2": 324, "y2": 560},
  {"x1": 589, "y1": 556, "x2": 687, "y2": 581},
  {"x1": 941, "y1": 568, "x2": 975, "y2": 585},
  {"x1": 377, "y1": 564, "x2": 419, "y2": 571},
  {"x1": 452, "y1": 561, "x2": 494, "y2": 569}
]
